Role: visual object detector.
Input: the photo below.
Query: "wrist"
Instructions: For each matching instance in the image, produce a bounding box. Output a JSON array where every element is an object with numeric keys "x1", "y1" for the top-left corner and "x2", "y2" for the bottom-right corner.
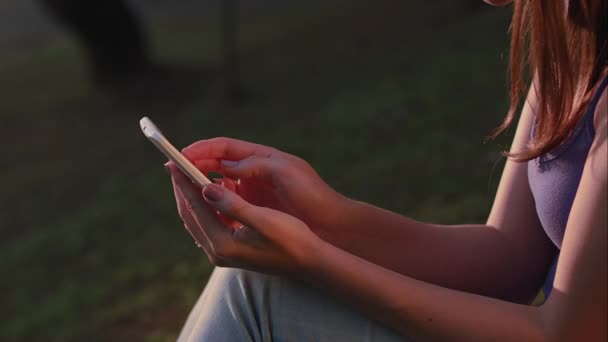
[
  {"x1": 327, "y1": 194, "x2": 360, "y2": 229},
  {"x1": 298, "y1": 234, "x2": 336, "y2": 281},
  {"x1": 313, "y1": 191, "x2": 357, "y2": 239}
]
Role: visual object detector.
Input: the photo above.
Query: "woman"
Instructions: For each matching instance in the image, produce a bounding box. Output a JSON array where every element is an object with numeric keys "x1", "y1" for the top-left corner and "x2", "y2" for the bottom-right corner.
[{"x1": 166, "y1": 0, "x2": 607, "y2": 340}]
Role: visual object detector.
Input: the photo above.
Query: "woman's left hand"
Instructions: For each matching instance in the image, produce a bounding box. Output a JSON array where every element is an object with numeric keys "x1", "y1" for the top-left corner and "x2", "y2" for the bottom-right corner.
[{"x1": 166, "y1": 162, "x2": 322, "y2": 277}]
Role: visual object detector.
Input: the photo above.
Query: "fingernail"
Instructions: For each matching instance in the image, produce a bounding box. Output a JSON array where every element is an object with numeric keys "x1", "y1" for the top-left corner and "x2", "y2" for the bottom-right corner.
[
  {"x1": 203, "y1": 185, "x2": 224, "y2": 202},
  {"x1": 164, "y1": 163, "x2": 171, "y2": 175},
  {"x1": 221, "y1": 160, "x2": 239, "y2": 167}
]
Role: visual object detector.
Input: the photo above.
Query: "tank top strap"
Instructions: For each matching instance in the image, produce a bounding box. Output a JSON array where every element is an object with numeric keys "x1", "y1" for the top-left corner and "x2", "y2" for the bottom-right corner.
[{"x1": 588, "y1": 74, "x2": 608, "y2": 113}]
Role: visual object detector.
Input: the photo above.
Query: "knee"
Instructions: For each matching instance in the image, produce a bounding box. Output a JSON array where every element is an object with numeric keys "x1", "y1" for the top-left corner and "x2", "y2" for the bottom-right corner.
[
  {"x1": 180, "y1": 269, "x2": 277, "y2": 341},
  {"x1": 220, "y1": 267, "x2": 274, "y2": 289},
  {"x1": 210, "y1": 268, "x2": 275, "y2": 305}
]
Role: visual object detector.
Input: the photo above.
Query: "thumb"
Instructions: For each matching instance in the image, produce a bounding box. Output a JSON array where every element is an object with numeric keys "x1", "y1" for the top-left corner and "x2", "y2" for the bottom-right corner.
[
  {"x1": 219, "y1": 156, "x2": 285, "y2": 180},
  {"x1": 202, "y1": 183, "x2": 278, "y2": 233}
]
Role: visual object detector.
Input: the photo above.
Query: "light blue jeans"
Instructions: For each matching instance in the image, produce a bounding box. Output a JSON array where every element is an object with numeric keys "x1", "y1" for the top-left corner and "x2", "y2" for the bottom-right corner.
[{"x1": 178, "y1": 268, "x2": 407, "y2": 341}]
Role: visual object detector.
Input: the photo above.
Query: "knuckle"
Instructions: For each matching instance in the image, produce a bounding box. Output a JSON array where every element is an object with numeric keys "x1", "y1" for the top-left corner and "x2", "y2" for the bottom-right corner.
[
  {"x1": 272, "y1": 158, "x2": 291, "y2": 177},
  {"x1": 281, "y1": 159, "x2": 295, "y2": 172},
  {"x1": 214, "y1": 136, "x2": 230, "y2": 144},
  {"x1": 293, "y1": 155, "x2": 311, "y2": 169},
  {"x1": 227, "y1": 200, "x2": 250, "y2": 216},
  {"x1": 213, "y1": 137, "x2": 231, "y2": 151},
  {"x1": 267, "y1": 147, "x2": 281, "y2": 156},
  {"x1": 212, "y1": 240, "x2": 236, "y2": 261}
]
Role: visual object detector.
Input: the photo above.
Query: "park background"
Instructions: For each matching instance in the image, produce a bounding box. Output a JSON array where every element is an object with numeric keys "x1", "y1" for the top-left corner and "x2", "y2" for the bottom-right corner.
[{"x1": 1, "y1": 0, "x2": 514, "y2": 340}]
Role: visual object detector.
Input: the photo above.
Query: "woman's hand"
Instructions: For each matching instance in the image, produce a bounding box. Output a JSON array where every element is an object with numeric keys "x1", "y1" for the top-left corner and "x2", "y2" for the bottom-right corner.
[
  {"x1": 181, "y1": 137, "x2": 348, "y2": 239},
  {"x1": 166, "y1": 163, "x2": 323, "y2": 277}
]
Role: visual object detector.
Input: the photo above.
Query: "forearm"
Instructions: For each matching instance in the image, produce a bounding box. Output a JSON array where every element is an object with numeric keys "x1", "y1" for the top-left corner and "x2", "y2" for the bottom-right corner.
[
  {"x1": 307, "y1": 239, "x2": 545, "y2": 341},
  {"x1": 322, "y1": 199, "x2": 543, "y2": 302}
]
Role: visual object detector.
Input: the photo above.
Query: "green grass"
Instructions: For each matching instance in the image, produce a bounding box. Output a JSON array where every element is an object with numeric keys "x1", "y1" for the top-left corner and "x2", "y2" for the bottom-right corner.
[{"x1": 0, "y1": 1, "x2": 513, "y2": 340}]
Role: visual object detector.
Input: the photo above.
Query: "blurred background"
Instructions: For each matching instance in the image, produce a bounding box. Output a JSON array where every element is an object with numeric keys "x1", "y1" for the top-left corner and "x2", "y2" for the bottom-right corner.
[{"x1": 0, "y1": 0, "x2": 513, "y2": 340}]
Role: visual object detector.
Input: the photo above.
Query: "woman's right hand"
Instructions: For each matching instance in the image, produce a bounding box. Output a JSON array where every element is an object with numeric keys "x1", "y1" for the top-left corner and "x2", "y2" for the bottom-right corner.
[{"x1": 182, "y1": 137, "x2": 349, "y2": 238}]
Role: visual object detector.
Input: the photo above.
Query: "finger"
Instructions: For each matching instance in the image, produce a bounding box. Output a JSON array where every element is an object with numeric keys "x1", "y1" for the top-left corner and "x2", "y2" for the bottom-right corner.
[
  {"x1": 174, "y1": 183, "x2": 233, "y2": 267},
  {"x1": 232, "y1": 225, "x2": 268, "y2": 247},
  {"x1": 197, "y1": 178, "x2": 238, "y2": 227},
  {"x1": 213, "y1": 178, "x2": 241, "y2": 228},
  {"x1": 201, "y1": 183, "x2": 283, "y2": 236},
  {"x1": 171, "y1": 165, "x2": 232, "y2": 245},
  {"x1": 182, "y1": 137, "x2": 279, "y2": 161},
  {"x1": 206, "y1": 155, "x2": 288, "y2": 181},
  {"x1": 174, "y1": 185, "x2": 215, "y2": 254},
  {"x1": 212, "y1": 193, "x2": 239, "y2": 228},
  {"x1": 209, "y1": 177, "x2": 238, "y2": 191},
  {"x1": 169, "y1": 165, "x2": 212, "y2": 247},
  {"x1": 193, "y1": 159, "x2": 223, "y2": 174},
  {"x1": 221, "y1": 177, "x2": 239, "y2": 193}
]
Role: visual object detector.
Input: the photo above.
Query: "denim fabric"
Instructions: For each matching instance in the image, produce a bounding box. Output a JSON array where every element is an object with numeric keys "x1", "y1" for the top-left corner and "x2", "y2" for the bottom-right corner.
[{"x1": 178, "y1": 268, "x2": 407, "y2": 341}]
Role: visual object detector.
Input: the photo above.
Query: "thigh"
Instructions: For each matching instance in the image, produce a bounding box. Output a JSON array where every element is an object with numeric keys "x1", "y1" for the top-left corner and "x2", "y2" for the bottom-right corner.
[{"x1": 178, "y1": 268, "x2": 407, "y2": 342}]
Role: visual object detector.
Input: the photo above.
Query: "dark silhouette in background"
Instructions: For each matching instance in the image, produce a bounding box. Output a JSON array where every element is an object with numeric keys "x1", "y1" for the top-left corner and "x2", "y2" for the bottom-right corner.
[
  {"x1": 39, "y1": 0, "x2": 150, "y2": 85},
  {"x1": 39, "y1": 0, "x2": 244, "y2": 102}
]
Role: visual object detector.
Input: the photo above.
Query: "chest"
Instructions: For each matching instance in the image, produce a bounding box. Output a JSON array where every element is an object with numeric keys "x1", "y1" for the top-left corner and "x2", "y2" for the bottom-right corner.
[{"x1": 527, "y1": 115, "x2": 595, "y2": 248}]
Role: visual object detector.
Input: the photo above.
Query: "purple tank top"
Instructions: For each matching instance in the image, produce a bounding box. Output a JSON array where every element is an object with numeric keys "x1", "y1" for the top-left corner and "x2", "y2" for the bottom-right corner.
[{"x1": 527, "y1": 75, "x2": 608, "y2": 300}]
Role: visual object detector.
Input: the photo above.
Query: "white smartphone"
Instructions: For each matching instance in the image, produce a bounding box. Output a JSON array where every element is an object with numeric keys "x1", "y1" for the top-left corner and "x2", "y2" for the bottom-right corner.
[{"x1": 140, "y1": 116, "x2": 212, "y2": 188}]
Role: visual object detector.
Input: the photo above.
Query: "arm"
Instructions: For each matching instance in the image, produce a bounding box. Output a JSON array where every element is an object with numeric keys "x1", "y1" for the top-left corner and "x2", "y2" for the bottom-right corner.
[
  {"x1": 307, "y1": 91, "x2": 607, "y2": 340},
  {"x1": 168, "y1": 90, "x2": 606, "y2": 340},
  {"x1": 182, "y1": 86, "x2": 554, "y2": 302},
  {"x1": 323, "y1": 85, "x2": 555, "y2": 303}
]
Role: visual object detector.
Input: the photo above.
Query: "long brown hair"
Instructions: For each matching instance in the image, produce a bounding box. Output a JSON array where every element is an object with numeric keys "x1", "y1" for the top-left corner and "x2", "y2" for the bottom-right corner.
[{"x1": 493, "y1": 0, "x2": 608, "y2": 161}]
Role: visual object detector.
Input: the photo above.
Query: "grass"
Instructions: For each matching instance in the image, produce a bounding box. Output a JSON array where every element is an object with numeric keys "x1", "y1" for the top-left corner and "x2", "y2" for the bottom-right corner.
[{"x1": 0, "y1": 0, "x2": 513, "y2": 340}]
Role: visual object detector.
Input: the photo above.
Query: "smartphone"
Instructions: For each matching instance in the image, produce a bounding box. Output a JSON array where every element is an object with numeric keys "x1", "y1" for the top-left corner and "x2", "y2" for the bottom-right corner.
[{"x1": 140, "y1": 116, "x2": 212, "y2": 188}]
